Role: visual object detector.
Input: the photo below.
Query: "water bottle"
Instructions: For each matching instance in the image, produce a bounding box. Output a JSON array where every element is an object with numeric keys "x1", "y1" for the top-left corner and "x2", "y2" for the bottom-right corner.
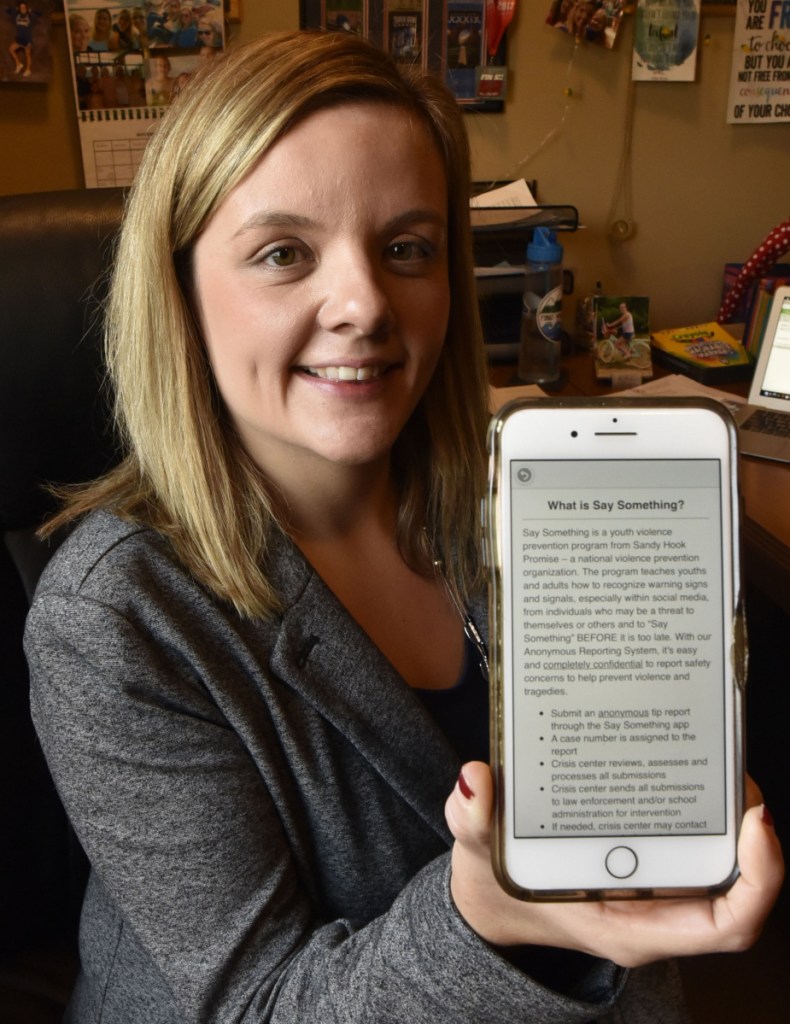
[{"x1": 517, "y1": 228, "x2": 564, "y2": 384}]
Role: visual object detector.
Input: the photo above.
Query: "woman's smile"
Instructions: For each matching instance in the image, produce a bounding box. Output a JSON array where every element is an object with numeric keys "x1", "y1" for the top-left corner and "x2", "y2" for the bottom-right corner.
[{"x1": 298, "y1": 362, "x2": 392, "y2": 382}]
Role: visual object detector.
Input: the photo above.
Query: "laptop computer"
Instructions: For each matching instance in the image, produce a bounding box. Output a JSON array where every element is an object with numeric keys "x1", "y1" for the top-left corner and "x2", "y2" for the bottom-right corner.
[{"x1": 735, "y1": 285, "x2": 790, "y2": 463}]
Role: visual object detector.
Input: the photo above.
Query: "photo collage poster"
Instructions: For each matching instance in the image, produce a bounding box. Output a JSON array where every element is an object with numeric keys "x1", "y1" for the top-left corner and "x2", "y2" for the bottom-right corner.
[
  {"x1": 1, "y1": 0, "x2": 53, "y2": 83},
  {"x1": 64, "y1": 1, "x2": 226, "y2": 187}
]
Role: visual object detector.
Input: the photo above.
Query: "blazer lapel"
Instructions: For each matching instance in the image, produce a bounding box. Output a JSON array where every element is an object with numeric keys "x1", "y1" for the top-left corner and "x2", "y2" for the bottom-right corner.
[{"x1": 266, "y1": 538, "x2": 458, "y2": 847}]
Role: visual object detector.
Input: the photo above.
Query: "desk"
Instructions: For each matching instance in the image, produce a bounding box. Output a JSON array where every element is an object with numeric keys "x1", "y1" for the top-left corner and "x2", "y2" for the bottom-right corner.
[{"x1": 489, "y1": 351, "x2": 790, "y2": 615}]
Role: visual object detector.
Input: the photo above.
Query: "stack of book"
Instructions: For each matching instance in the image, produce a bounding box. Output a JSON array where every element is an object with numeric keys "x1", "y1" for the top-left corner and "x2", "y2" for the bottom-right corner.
[
  {"x1": 743, "y1": 274, "x2": 790, "y2": 358},
  {"x1": 721, "y1": 261, "x2": 790, "y2": 359}
]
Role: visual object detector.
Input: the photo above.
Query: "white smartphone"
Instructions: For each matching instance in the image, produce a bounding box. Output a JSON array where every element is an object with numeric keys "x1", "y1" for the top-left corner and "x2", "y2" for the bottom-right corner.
[{"x1": 485, "y1": 398, "x2": 745, "y2": 900}]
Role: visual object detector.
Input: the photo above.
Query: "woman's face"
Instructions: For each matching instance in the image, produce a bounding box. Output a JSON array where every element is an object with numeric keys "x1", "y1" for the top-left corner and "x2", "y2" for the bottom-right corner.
[
  {"x1": 71, "y1": 16, "x2": 90, "y2": 49},
  {"x1": 192, "y1": 103, "x2": 450, "y2": 486},
  {"x1": 197, "y1": 18, "x2": 216, "y2": 44},
  {"x1": 150, "y1": 56, "x2": 170, "y2": 78},
  {"x1": 95, "y1": 10, "x2": 112, "y2": 34}
]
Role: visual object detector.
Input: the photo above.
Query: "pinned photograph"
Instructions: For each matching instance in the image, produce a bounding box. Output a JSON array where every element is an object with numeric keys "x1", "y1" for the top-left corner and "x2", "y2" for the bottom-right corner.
[
  {"x1": 2, "y1": 1, "x2": 53, "y2": 83},
  {"x1": 546, "y1": 0, "x2": 625, "y2": 50}
]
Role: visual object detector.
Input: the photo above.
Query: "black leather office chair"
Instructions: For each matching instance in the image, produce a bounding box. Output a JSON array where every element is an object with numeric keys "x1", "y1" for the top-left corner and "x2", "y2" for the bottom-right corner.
[{"x1": 0, "y1": 188, "x2": 125, "y2": 1019}]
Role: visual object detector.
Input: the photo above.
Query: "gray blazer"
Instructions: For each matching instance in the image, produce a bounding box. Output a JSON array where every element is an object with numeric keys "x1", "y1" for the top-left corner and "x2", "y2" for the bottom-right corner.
[{"x1": 26, "y1": 511, "x2": 687, "y2": 1024}]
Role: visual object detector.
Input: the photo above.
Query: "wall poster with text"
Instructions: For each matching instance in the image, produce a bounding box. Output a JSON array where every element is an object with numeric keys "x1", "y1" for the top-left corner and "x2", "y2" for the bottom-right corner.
[
  {"x1": 64, "y1": 1, "x2": 226, "y2": 188},
  {"x1": 632, "y1": 0, "x2": 701, "y2": 82},
  {"x1": 726, "y1": 0, "x2": 790, "y2": 123}
]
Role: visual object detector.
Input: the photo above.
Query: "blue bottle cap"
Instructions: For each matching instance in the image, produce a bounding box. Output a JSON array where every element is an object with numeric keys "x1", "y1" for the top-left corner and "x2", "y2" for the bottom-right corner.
[{"x1": 527, "y1": 227, "x2": 563, "y2": 265}]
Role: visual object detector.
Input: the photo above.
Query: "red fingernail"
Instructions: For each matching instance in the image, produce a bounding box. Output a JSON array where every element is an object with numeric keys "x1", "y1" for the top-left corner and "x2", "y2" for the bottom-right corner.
[
  {"x1": 762, "y1": 804, "x2": 775, "y2": 828},
  {"x1": 458, "y1": 770, "x2": 474, "y2": 800}
]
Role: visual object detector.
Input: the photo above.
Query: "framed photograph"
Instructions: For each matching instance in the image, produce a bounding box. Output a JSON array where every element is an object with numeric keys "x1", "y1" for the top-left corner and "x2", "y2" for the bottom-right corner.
[
  {"x1": 2, "y1": 0, "x2": 55, "y2": 83},
  {"x1": 593, "y1": 295, "x2": 653, "y2": 382},
  {"x1": 300, "y1": 0, "x2": 509, "y2": 111},
  {"x1": 386, "y1": 3, "x2": 424, "y2": 67}
]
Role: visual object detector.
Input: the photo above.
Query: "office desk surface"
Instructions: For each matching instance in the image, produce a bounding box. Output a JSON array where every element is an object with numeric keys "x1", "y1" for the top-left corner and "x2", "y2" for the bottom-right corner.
[{"x1": 489, "y1": 351, "x2": 790, "y2": 615}]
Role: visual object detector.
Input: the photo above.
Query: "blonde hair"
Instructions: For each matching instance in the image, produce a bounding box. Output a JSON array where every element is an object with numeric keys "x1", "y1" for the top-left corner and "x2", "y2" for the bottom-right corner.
[{"x1": 49, "y1": 31, "x2": 490, "y2": 618}]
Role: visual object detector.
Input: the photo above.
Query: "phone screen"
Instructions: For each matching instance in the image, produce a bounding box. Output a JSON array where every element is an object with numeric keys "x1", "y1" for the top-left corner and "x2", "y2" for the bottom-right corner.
[{"x1": 509, "y1": 457, "x2": 728, "y2": 841}]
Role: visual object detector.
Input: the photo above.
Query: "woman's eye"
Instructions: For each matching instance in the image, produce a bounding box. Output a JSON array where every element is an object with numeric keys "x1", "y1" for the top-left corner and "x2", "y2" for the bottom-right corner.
[
  {"x1": 388, "y1": 240, "x2": 429, "y2": 262},
  {"x1": 262, "y1": 246, "x2": 300, "y2": 268}
]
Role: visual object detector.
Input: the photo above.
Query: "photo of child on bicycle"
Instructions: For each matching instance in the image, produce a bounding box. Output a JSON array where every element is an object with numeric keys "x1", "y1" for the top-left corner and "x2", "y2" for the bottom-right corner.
[{"x1": 593, "y1": 293, "x2": 653, "y2": 380}]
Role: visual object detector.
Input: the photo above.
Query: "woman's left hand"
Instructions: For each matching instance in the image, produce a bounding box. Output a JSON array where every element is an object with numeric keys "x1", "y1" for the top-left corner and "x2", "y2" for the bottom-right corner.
[{"x1": 445, "y1": 765, "x2": 784, "y2": 968}]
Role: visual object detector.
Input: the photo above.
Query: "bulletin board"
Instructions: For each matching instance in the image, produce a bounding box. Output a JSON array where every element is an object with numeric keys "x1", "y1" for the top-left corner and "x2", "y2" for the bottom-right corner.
[{"x1": 299, "y1": 1, "x2": 510, "y2": 112}]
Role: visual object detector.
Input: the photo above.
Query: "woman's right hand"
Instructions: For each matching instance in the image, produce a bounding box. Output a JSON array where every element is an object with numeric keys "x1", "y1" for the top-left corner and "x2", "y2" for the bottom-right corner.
[{"x1": 445, "y1": 761, "x2": 784, "y2": 969}]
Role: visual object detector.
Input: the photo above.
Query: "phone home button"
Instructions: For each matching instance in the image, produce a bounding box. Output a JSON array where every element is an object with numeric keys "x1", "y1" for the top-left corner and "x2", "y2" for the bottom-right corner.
[{"x1": 605, "y1": 846, "x2": 638, "y2": 879}]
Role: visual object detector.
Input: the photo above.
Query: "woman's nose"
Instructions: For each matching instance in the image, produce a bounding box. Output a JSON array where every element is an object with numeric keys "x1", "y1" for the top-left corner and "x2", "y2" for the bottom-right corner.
[{"x1": 317, "y1": 253, "x2": 394, "y2": 340}]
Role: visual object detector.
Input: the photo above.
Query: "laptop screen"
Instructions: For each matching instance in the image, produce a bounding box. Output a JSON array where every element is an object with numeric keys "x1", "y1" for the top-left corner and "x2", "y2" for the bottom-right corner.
[{"x1": 749, "y1": 287, "x2": 790, "y2": 411}]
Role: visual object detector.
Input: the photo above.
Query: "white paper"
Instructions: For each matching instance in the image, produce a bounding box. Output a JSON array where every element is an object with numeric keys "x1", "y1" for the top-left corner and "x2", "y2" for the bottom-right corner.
[
  {"x1": 470, "y1": 179, "x2": 537, "y2": 209},
  {"x1": 490, "y1": 374, "x2": 747, "y2": 416},
  {"x1": 614, "y1": 374, "x2": 747, "y2": 416}
]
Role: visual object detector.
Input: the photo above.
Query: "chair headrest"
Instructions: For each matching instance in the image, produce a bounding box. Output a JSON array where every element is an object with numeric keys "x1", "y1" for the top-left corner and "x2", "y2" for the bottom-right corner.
[{"x1": 0, "y1": 189, "x2": 126, "y2": 530}]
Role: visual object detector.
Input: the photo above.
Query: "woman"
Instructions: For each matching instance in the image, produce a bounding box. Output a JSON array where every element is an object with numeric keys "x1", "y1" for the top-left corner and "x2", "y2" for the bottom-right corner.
[
  {"x1": 145, "y1": 52, "x2": 173, "y2": 105},
  {"x1": 87, "y1": 7, "x2": 113, "y2": 52},
  {"x1": 110, "y1": 8, "x2": 136, "y2": 51},
  {"x1": 26, "y1": 31, "x2": 782, "y2": 1024},
  {"x1": 170, "y1": 3, "x2": 198, "y2": 47},
  {"x1": 68, "y1": 12, "x2": 91, "y2": 53},
  {"x1": 6, "y1": 1, "x2": 35, "y2": 76},
  {"x1": 148, "y1": 0, "x2": 181, "y2": 46},
  {"x1": 130, "y1": 7, "x2": 149, "y2": 52},
  {"x1": 195, "y1": 10, "x2": 221, "y2": 47}
]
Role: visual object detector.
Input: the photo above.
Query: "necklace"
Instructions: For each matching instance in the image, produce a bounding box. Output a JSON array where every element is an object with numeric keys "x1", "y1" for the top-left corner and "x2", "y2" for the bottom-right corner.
[{"x1": 430, "y1": 552, "x2": 490, "y2": 683}]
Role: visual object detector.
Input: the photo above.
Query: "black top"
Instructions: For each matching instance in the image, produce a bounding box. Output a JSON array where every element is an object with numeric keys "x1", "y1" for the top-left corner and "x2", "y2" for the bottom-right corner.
[
  {"x1": 417, "y1": 630, "x2": 613, "y2": 1005},
  {"x1": 416, "y1": 632, "x2": 489, "y2": 763}
]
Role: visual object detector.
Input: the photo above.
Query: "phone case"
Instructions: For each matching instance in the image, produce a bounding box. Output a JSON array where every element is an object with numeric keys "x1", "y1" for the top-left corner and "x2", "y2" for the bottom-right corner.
[{"x1": 485, "y1": 397, "x2": 747, "y2": 901}]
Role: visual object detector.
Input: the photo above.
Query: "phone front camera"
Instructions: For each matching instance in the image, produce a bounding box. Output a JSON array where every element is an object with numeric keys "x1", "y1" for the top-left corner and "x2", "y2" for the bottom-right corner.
[{"x1": 571, "y1": 430, "x2": 578, "y2": 438}]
